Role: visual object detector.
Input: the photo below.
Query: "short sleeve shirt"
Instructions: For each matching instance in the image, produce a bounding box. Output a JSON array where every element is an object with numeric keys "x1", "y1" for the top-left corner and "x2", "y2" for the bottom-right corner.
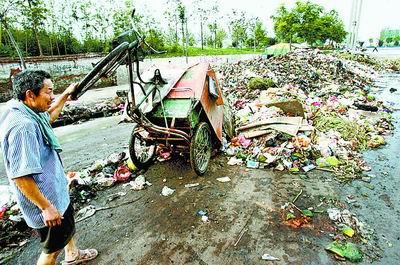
[{"x1": 0, "y1": 101, "x2": 70, "y2": 228}]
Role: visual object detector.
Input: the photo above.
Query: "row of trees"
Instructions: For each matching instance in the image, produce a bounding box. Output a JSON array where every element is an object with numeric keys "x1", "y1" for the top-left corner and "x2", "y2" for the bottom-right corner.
[
  {"x1": 0, "y1": 0, "x2": 348, "y2": 58},
  {"x1": 370, "y1": 37, "x2": 400, "y2": 47},
  {"x1": 272, "y1": 1, "x2": 347, "y2": 46}
]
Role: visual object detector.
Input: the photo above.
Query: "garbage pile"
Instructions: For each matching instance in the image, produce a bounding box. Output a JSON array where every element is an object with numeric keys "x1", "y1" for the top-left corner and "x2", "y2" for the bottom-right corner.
[
  {"x1": 66, "y1": 151, "x2": 151, "y2": 205},
  {"x1": 216, "y1": 49, "x2": 394, "y2": 180},
  {"x1": 0, "y1": 203, "x2": 31, "y2": 259},
  {"x1": 54, "y1": 96, "x2": 125, "y2": 127}
]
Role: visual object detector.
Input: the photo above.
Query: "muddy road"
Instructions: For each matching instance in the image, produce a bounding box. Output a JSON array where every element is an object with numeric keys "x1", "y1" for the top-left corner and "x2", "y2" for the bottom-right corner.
[{"x1": 4, "y1": 74, "x2": 400, "y2": 264}]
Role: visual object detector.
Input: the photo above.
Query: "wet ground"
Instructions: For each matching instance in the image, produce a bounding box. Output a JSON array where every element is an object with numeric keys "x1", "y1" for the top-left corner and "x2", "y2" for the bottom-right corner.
[{"x1": 3, "y1": 74, "x2": 400, "y2": 264}]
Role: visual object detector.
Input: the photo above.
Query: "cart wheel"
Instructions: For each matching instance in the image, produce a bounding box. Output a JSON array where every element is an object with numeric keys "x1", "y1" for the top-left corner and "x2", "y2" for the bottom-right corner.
[
  {"x1": 190, "y1": 122, "x2": 212, "y2": 176},
  {"x1": 129, "y1": 131, "x2": 156, "y2": 169}
]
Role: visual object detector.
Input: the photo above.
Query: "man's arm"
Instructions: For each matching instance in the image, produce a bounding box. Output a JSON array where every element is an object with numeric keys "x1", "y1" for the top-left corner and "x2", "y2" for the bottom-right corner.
[
  {"x1": 48, "y1": 83, "x2": 77, "y2": 123},
  {"x1": 14, "y1": 176, "x2": 63, "y2": 227}
]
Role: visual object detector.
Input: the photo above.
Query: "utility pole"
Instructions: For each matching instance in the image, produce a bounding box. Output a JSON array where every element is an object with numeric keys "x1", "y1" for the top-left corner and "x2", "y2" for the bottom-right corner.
[{"x1": 347, "y1": 0, "x2": 363, "y2": 50}]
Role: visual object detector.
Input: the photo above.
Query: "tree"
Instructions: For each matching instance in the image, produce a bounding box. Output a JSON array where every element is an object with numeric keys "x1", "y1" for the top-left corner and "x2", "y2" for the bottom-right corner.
[
  {"x1": 20, "y1": 0, "x2": 48, "y2": 56},
  {"x1": 271, "y1": 5, "x2": 301, "y2": 44},
  {"x1": 318, "y1": 10, "x2": 346, "y2": 44},
  {"x1": 272, "y1": 1, "x2": 347, "y2": 46},
  {"x1": 254, "y1": 19, "x2": 268, "y2": 48},
  {"x1": 229, "y1": 10, "x2": 250, "y2": 48}
]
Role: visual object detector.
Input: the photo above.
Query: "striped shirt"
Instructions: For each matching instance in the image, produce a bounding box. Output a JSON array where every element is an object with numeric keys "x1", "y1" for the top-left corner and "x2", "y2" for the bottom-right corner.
[{"x1": 0, "y1": 100, "x2": 70, "y2": 228}]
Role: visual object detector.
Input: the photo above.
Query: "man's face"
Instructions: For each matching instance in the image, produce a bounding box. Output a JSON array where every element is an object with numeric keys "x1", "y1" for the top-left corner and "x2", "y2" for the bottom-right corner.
[{"x1": 29, "y1": 79, "x2": 55, "y2": 112}]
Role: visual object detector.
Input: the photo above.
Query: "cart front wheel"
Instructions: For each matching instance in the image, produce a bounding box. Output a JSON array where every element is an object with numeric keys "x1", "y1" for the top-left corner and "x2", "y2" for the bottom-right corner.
[
  {"x1": 129, "y1": 130, "x2": 156, "y2": 169},
  {"x1": 190, "y1": 122, "x2": 212, "y2": 175}
]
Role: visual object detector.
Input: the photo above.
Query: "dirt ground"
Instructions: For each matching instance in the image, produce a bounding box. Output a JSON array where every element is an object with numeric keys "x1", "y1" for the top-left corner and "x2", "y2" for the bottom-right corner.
[{"x1": 4, "y1": 74, "x2": 400, "y2": 265}]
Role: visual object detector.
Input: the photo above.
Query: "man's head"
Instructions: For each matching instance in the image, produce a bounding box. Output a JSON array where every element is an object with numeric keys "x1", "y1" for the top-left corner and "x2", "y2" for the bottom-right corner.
[{"x1": 13, "y1": 70, "x2": 55, "y2": 112}]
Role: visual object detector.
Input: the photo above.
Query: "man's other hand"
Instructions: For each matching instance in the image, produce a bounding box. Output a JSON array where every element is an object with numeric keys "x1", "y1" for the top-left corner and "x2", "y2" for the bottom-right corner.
[{"x1": 42, "y1": 204, "x2": 63, "y2": 227}]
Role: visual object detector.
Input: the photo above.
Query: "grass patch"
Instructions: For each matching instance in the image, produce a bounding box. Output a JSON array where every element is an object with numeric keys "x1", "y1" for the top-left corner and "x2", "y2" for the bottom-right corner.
[{"x1": 149, "y1": 47, "x2": 263, "y2": 58}]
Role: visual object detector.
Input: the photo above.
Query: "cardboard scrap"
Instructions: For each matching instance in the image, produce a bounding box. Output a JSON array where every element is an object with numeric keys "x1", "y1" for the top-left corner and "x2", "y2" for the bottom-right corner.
[
  {"x1": 267, "y1": 100, "x2": 305, "y2": 117},
  {"x1": 239, "y1": 116, "x2": 314, "y2": 138}
]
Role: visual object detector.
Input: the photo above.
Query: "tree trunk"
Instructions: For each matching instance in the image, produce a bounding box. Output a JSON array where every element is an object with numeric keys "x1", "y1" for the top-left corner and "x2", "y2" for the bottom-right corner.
[
  {"x1": 185, "y1": 19, "x2": 189, "y2": 63},
  {"x1": 181, "y1": 22, "x2": 185, "y2": 53},
  {"x1": 200, "y1": 17, "x2": 203, "y2": 50},
  {"x1": 213, "y1": 21, "x2": 216, "y2": 49},
  {"x1": 49, "y1": 35, "x2": 53, "y2": 56},
  {"x1": 33, "y1": 27, "x2": 43, "y2": 56},
  {"x1": 25, "y1": 33, "x2": 28, "y2": 55},
  {"x1": 63, "y1": 38, "x2": 67, "y2": 55},
  {"x1": 0, "y1": 25, "x2": 2, "y2": 48},
  {"x1": 55, "y1": 38, "x2": 60, "y2": 55},
  {"x1": 174, "y1": 16, "x2": 178, "y2": 44}
]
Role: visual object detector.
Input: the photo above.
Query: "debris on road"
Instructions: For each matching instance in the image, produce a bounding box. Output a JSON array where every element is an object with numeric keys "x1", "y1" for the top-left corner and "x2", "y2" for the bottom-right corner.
[
  {"x1": 216, "y1": 177, "x2": 231, "y2": 183},
  {"x1": 124, "y1": 175, "x2": 151, "y2": 191},
  {"x1": 261, "y1": 253, "x2": 280, "y2": 261},
  {"x1": 76, "y1": 196, "x2": 142, "y2": 223},
  {"x1": 184, "y1": 183, "x2": 200, "y2": 188},
  {"x1": 113, "y1": 165, "x2": 132, "y2": 182},
  {"x1": 325, "y1": 241, "x2": 363, "y2": 262},
  {"x1": 161, "y1": 186, "x2": 175, "y2": 196}
]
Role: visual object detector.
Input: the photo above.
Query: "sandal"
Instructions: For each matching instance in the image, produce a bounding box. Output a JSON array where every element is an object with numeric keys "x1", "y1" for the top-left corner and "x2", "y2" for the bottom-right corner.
[{"x1": 61, "y1": 249, "x2": 98, "y2": 265}]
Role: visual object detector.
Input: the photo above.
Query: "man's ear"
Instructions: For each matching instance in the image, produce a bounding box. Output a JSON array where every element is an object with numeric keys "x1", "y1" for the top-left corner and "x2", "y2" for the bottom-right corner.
[{"x1": 25, "y1": 90, "x2": 35, "y2": 100}]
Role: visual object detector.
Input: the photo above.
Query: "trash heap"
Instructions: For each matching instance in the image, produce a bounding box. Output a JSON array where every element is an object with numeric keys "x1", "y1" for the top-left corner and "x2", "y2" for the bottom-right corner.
[
  {"x1": 0, "y1": 203, "x2": 31, "y2": 260},
  {"x1": 216, "y1": 49, "x2": 394, "y2": 180},
  {"x1": 66, "y1": 151, "x2": 151, "y2": 205},
  {"x1": 54, "y1": 96, "x2": 125, "y2": 127}
]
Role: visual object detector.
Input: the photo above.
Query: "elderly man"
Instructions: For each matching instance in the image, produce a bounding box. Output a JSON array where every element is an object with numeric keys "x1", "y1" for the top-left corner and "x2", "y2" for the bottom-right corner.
[{"x1": 0, "y1": 70, "x2": 98, "y2": 265}]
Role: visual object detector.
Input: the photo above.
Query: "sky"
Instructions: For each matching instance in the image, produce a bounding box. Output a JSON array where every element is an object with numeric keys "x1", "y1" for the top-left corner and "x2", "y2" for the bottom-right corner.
[
  {"x1": 216, "y1": 0, "x2": 400, "y2": 41},
  {"x1": 135, "y1": 0, "x2": 400, "y2": 42}
]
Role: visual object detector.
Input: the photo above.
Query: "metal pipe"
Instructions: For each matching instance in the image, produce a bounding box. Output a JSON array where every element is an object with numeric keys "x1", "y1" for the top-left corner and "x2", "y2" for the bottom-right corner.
[
  {"x1": 127, "y1": 51, "x2": 135, "y2": 107},
  {"x1": 4, "y1": 25, "x2": 26, "y2": 69}
]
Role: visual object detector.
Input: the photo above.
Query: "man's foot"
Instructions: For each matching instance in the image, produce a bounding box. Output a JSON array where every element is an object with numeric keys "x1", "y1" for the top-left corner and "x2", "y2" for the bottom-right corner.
[{"x1": 61, "y1": 249, "x2": 98, "y2": 265}]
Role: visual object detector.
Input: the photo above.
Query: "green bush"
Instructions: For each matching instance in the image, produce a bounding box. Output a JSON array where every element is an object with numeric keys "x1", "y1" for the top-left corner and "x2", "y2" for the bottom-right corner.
[{"x1": 247, "y1": 77, "x2": 275, "y2": 90}]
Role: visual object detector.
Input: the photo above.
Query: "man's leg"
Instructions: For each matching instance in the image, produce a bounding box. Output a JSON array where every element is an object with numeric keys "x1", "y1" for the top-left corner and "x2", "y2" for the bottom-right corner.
[
  {"x1": 37, "y1": 250, "x2": 61, "y2": 265},
  {"x1": 63, "y1": 237, "x2": 98, "y2": 263},
  {"x1": 64, "y1": 237, "x2": 79, "y2": 262}
]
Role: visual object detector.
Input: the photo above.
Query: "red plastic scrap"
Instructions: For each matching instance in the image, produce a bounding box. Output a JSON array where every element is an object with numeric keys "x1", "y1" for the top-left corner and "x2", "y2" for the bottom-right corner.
[
  {"x1": 113, "y1": 165, "x2": 132, "y2": 182},
  {"x1": 0, "y1": 206, "x2": 7, "y2": 219},
  {"x1": 285, "y1": 216, "x2": 312, "y2": 228}
]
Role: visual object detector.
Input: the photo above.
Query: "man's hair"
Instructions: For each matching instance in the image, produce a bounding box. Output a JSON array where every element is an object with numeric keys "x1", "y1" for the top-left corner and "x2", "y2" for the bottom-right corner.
[{"x1": 13, "y1": 70, "x2": 51, "y2": 100}]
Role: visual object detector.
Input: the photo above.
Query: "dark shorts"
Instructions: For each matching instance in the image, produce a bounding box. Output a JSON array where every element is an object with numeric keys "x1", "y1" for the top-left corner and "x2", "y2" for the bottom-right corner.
[{"x1": 37, "y1": 203, "x2": 76, "y2": 254}]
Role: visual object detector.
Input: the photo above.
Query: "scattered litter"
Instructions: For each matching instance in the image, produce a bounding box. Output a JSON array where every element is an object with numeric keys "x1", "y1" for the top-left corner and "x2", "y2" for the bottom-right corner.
[
  {"x1": 161, "y1": 186, "x2": 175, "y2": 196},
  {"x1": 113, "y1": 165, "x2": 132, "y2": 182},
  {"x1": 302, "y1": 164, "x2": 316, "y2": 172},
  {"x1": 126, "y1": 159, "x2": 137, "y2": 171},
  {"x1": 261, "y1": 254, "x2": 280, "y2": 261},
  {"x1": 184, "y1": 183, "x2": 200, "y2": 188},
  {"x1": 124, "y1": 175, "x2": 151, "y2": 191},
  {"x1": 197, "y1": 210, "x2": 209, "y2": 222},
  {"x1": 227, "y1": 157, "x2": 243, "y2": 166},
  {"x1": 342, "y1": 226, "x2": 355, "y2": 237},
  {"x1": 197, "y1": 210, "x2": 208, "y2": 216},
  {"x1": 107, "y1": 192, "x2": 127, "y2": 202},
  {"x1": 216, "y1": 177, "x2": 231, "y2": 183},
  {"x1": 76, "y1": 197, "x2": 142, "y2": 222},
  {"x1": 246, "y1": 160, "x2": 259, "y2": 169},
  {"x1": 325, "y1": 241, "x2": 362, "y2": 262}
]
